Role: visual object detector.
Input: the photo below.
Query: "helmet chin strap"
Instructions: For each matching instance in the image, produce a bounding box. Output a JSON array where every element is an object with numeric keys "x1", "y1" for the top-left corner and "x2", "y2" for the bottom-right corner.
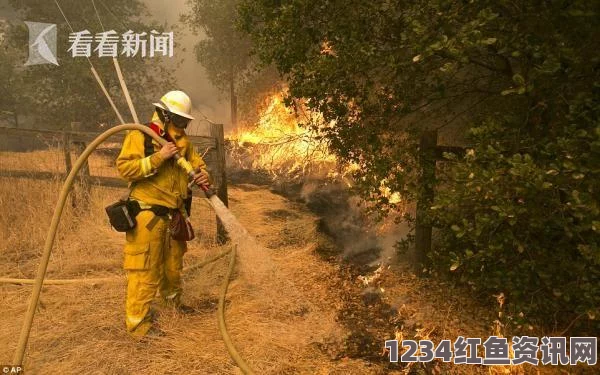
[
  {"x1": 158, "y1": 99, "x2": 186, "y2": 141},
  {"x1": 159, "y1": 99, "x2": 172, "y2": 124}
]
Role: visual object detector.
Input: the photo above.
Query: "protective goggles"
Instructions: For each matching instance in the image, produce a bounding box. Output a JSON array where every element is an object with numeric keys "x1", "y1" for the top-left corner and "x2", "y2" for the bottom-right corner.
[{"x1": 170, "y1": 113, "x2": 191, "y2": 129}]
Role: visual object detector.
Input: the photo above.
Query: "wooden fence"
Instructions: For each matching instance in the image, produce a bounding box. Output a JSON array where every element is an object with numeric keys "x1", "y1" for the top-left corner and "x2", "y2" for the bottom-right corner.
[
  {"x1": 414, "y1": 130, "x2": 466, "y2": 270},
  {"x1": 1, "y1": 124, "x2": 463, "y2": 262},
  {"x1": 0, "y1": 123, "x2": 229, "y2": 243}
]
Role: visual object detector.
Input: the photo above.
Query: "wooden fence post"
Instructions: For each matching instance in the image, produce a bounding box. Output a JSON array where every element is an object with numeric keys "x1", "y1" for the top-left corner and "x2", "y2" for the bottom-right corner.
[
  {"x1": 71, "y1": 122, "x2": 91, "y2": 198},
  {"x1": 62, "y1": 129, "x2": 72, "y2": 174},
  {"x1": 62, "y1": 128, "x2": 76, "y2": 207},
  {"x1": 209, "y1": 123, "x2": 229, "y2": 244},
  {"x1": 414, "y1": 129, "x2": 438, "y2": 272}
]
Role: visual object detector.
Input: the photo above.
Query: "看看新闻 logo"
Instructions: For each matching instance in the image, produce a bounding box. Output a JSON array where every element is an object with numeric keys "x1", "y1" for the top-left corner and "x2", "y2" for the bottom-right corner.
[{"x1": 25, "y1": 21, "x2": 59, "y2": 66}]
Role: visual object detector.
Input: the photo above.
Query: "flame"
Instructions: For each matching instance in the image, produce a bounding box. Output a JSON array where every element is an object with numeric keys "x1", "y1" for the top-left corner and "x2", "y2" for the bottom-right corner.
[
  {"x1": 379, "y1": 179, "x2": 402, "y2": 204},
  {"x1": 228, "y1": 92, "x2": 336, "y2": 179},
  {"x1": 227, "y1": 91, "x2": 403, "y2": 203}
]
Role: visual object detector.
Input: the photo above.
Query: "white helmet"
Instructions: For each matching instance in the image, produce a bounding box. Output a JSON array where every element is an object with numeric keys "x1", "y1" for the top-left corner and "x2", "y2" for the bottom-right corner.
[{"x1": 153, "y1": 90, "x2": 195, "y2": 120}]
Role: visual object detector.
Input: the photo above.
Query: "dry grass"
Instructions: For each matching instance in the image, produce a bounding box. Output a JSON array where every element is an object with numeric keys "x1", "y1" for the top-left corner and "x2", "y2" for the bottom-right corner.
[
  {"x1": 0, "y1": 174, "x2": 373, "y2": 374},
  {"x1": 0, "y1": 150, "x2": 588, "y2": 374}
]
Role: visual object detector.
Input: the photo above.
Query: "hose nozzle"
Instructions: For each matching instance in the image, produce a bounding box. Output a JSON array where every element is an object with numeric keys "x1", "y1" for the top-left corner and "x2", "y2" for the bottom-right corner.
[
  {"x1": 175, "y1": 155, "x2": 194, "y2": 175},
  {"x1": 187, "y1": 180, "x2": 214, "y2": 198},
  {"x1": 174, "y1": 153, "x2": 214, "y2": 198}
]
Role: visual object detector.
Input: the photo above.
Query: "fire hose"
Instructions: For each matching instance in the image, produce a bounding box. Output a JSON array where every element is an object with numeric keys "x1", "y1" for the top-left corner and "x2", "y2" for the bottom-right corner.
[
  {"x1": 0, "y1": 248, "x2": 231, "y2": 285},
  {"x1": 9, "y1": 123, "x2": 256, "y2": 374}
]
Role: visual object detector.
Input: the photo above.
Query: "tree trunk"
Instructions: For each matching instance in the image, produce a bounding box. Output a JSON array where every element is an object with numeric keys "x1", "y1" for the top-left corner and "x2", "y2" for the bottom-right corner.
[
  {"x1": 414, "y1": 130, "x2": 438, "y2": 273},
  {"x1": 230, "y1": 75, "x2": 237, "y2": 128}
]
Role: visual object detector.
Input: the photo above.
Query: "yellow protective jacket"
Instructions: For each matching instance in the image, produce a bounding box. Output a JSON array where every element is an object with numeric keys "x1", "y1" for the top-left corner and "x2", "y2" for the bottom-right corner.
[{"x1": 116, "y1": 121, "x2": 209, "y2": 209}]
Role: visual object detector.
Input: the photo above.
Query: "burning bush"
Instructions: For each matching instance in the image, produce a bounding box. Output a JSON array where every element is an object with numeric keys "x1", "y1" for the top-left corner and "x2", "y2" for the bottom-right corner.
[{"x1": 227, "y1": 92, "x2": 338, "y2": 184}]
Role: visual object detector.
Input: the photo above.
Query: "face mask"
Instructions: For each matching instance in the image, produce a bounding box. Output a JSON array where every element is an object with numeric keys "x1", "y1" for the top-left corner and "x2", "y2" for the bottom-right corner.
[{"x1": 166, "y1": 123, "x2": 189, "y2": 150}]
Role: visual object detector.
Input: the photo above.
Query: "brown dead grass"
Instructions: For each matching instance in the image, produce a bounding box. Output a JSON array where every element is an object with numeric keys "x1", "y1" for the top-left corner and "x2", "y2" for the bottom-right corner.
[
  {"x1": 0, "y1": 161, "x2": 583, "y2": 373},
  {"x1": 0, "y1": 176, "x2": 377, "y2": 374}
]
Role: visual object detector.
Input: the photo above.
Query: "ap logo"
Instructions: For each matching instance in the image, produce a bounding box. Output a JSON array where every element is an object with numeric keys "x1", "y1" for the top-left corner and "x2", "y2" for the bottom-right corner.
[{"x1": 24, "y1": 21, "x2": 59, "y2": 66}]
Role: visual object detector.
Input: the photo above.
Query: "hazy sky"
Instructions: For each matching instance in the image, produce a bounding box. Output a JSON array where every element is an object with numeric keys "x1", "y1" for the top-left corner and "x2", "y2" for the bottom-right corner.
[
  {"x1": 144, "y1": 0, "x2": 231, "y2": 130},
  {"x1": 0, "y1": 0, "x2": 231, "y2": 132}
]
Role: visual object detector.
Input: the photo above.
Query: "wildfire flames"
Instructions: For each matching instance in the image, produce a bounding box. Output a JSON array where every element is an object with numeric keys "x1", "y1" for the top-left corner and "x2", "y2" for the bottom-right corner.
[
  {"x1": 228, "y1": 92, "x2": 336, "y2": 181},
  {"x1": 227, "y1": 91, "x2": 401, "y2": 204}
]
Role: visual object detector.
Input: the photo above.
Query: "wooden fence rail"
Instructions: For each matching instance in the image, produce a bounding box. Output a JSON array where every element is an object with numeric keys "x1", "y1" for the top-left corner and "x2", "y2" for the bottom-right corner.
[
  {"x1": 0, "y1": 123, "x2": 227, "y2": 242},
  {"x1": 0, "y1": 125, "x2": 217, "y2": 151}
]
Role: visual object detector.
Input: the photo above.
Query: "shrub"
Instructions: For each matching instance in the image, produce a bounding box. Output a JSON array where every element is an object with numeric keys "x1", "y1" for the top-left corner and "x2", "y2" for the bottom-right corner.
[{"x1": 431, "y1": 96, "x2": 600, "y2": 331}]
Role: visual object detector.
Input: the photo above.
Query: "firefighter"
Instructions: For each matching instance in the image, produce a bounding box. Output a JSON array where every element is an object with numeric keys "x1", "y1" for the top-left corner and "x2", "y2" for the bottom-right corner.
[{"x1": 116, "y1": 90, "x2": 210, "y2": 337}]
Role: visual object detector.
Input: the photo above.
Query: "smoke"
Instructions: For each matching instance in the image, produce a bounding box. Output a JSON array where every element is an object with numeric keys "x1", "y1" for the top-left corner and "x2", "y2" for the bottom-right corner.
[
  {"x1": 377, "y1": 214, "x2": 410, "y2": 265},
  {"x1": 143, "y1": 0, "x2": 230, "y2": 132},
  {"x1": 300, "y1": 180, "x2": 408, "y2": 269},
  {"x1": 0, "y1": 0, "x2": 230, "y2": 132}
]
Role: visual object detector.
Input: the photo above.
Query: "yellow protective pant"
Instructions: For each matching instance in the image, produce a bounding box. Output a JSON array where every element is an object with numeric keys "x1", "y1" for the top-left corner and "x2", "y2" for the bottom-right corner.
[{"x1": 123, "y1": 210, "x2": 187, "y2": 336}]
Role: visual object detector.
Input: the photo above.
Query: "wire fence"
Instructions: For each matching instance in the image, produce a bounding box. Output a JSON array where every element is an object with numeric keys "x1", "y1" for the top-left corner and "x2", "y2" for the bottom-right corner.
[{"x1": 0, "y1": 124, "x2": 226, "y2": 245}]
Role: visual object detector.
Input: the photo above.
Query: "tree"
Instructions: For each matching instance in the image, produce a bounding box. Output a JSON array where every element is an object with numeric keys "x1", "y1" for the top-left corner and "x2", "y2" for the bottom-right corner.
[
  {"x1": 5, "y1": 0, "x2": 175, "y2": 129},
  {"x1": 0, "y1": 19, "x2": 25, "y2": 127},
  {"x1": 239, "y1": 0, "x2": 600, "y2": 332},
  {"x1": 183, "y1": 0, "x2": 278, "y2": 127}
]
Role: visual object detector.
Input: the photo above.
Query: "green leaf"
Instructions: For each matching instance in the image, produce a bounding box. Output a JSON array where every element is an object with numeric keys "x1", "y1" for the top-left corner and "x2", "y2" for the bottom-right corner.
[
  {"x1": 450, "y1": 260, "x2": 460, "y2": 271},
  {"x1": 512, "y1": 74, "x2": 525, "y2": 85},
  {"x1": 563, "y1": 161, "x2": 576, "y2": 170}
]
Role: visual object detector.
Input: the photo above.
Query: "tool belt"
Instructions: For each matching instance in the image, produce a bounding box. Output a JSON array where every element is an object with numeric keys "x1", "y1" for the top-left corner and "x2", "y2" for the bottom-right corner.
[
  {"x1": 105, "y1": 181, "x2": 194, "y2": 241},
  {"x1": 106, "y1": 197, "x2": 171, "y2": 232},
  {"x1": 139, "y1": 203, "x2": 171, "y2": 217},
  {"x1": 134, "y1": 200, "x2": 195, "y2": 242}
]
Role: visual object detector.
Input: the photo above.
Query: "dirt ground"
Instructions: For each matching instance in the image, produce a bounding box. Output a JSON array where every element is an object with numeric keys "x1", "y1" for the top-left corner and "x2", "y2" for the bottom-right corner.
[{"x1": 0, "y1": 177, "x2": 590, "y2": 374}]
